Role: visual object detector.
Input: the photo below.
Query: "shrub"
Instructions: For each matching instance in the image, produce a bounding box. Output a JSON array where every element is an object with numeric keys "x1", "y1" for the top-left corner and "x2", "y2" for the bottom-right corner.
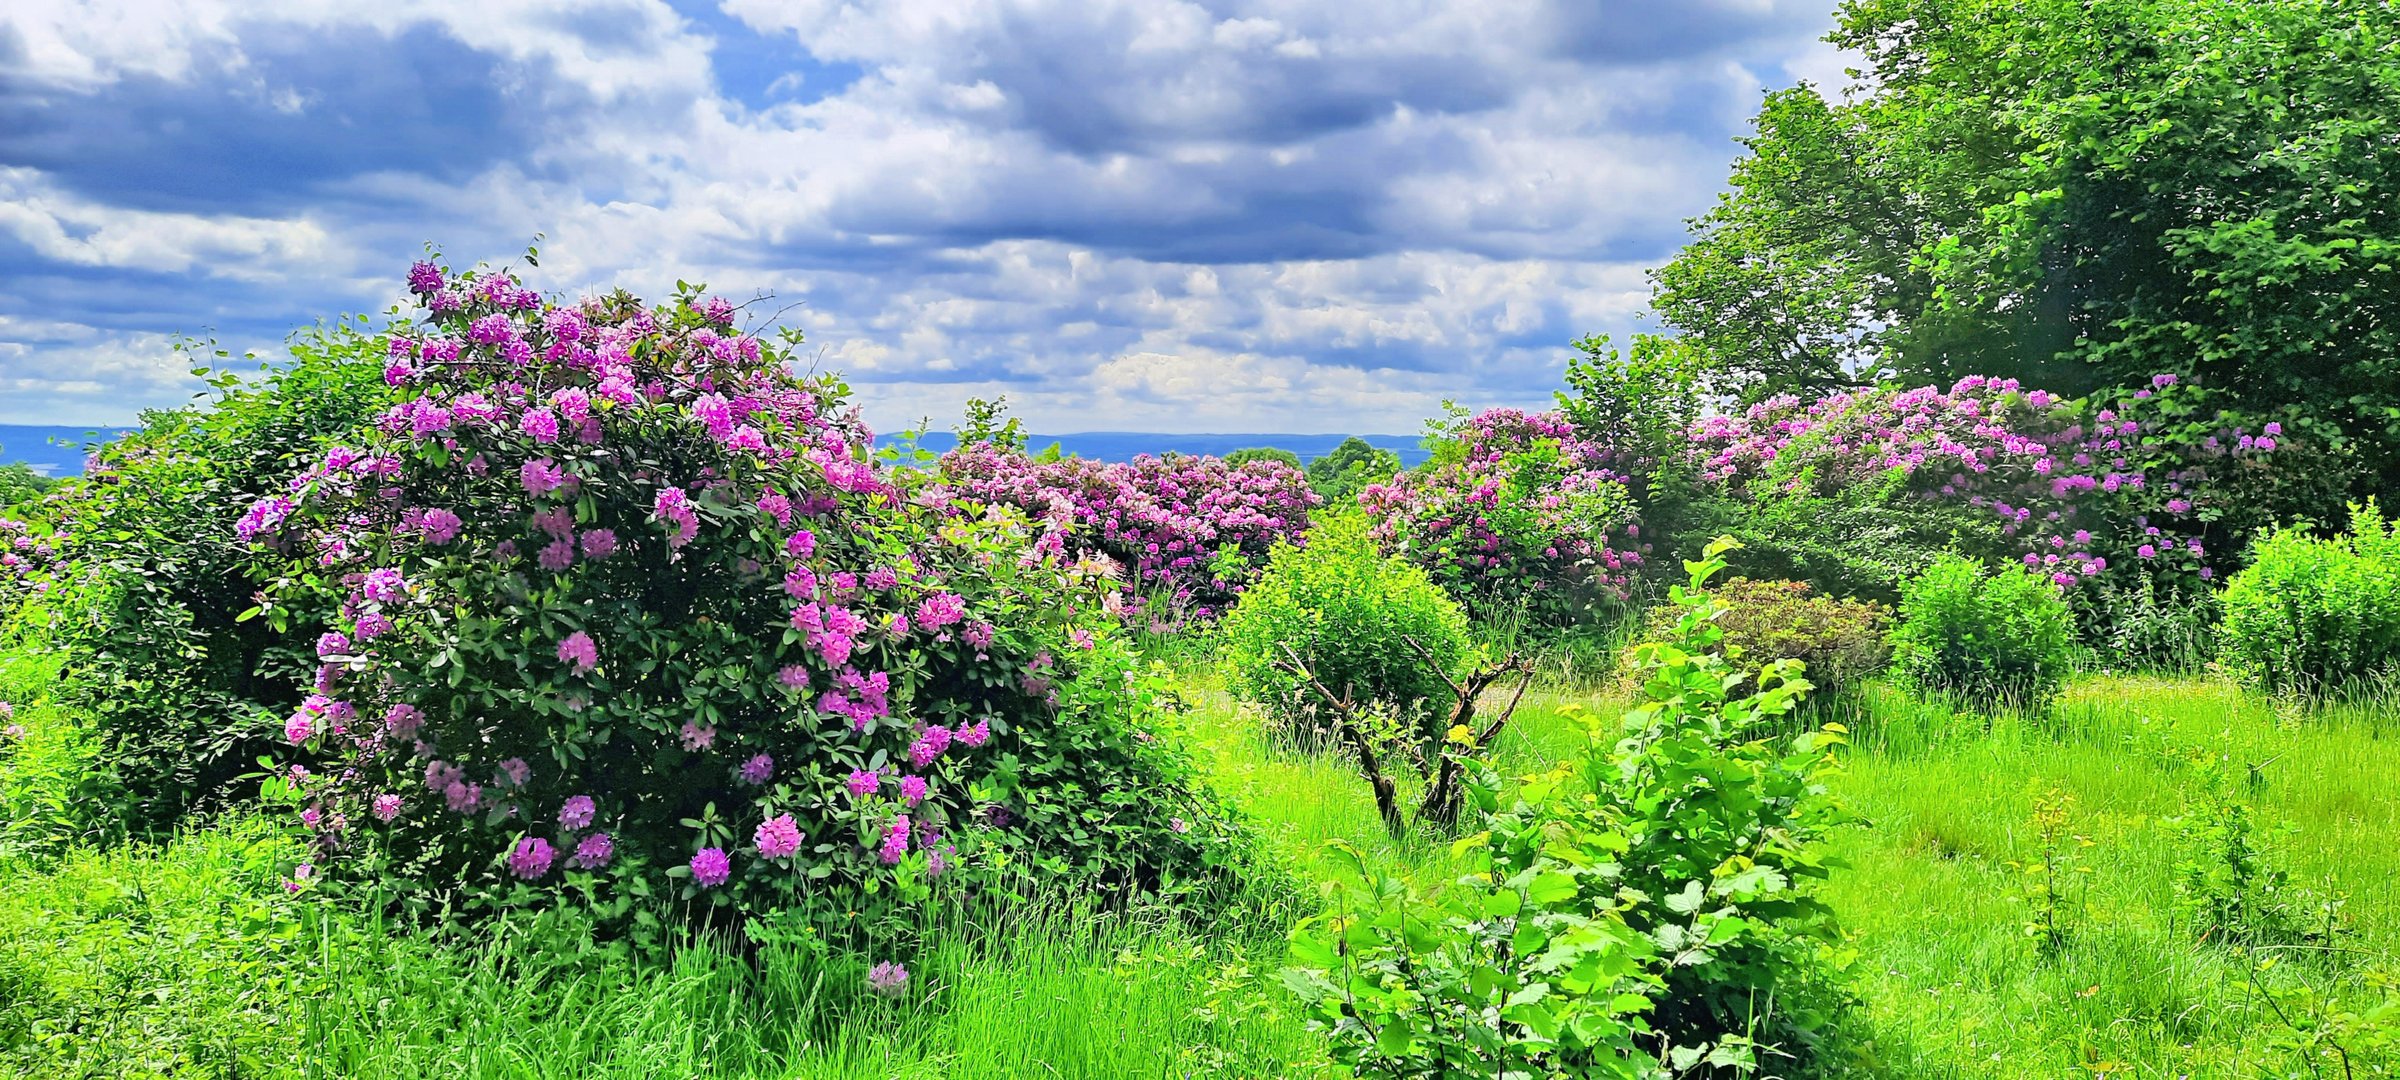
[
  {"x1": 20, "y1": 327, "x2": 391, "y2": 832},
  {"x1": 1629, "y1": 576, "x2": 1890, "y2": 702},
  {"x1": 1220, "y1": 514, "x2": 1470, "y2": 746},
  {"x1": 937, "y1": 444, "x2": 1318, "y2": 625},
  {"x1": 1283, "y1": 539, "x2": 1851, "y2": 1074},
  {"x1": 1888, "y1": 555, "x2": 2078, "y2": 710},
  {"x1": 249, "y1": 262, "x2": 1250, "y2": 938},
  {"x1": 0, "y1": 464, "x2": 48, "y2": 510},
  {"x1": 2220, "y1": 501, "x2": 2400, "y2": 695},
  {"x1": 1360, "y1": 407, "x2": 1646, "y2": 627}
]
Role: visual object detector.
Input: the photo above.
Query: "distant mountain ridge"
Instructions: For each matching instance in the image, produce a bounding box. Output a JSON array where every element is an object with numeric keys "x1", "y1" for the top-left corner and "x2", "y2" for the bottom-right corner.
[{"x1": 0, "y1": 424, "x2": 1425, "y2": 477}]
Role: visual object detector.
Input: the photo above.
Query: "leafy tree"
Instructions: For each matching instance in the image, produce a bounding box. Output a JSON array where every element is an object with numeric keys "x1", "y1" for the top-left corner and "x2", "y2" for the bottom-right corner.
[
  {"x1": 1303, "y1": 437, "x2": 1401, "y2": 505},
  {"x1": 0, "y1": 463, "x2": 50, "y2": 509},
  {"x1": 955, "y1": 395, "x2": 1027, "y2": 453},
  {"x1": 1658, "y1": 0, "x2": 2400, "y2": 502},
  {"x1": 1224, "y1": 446, "x2": 1302, "y2": 469}
]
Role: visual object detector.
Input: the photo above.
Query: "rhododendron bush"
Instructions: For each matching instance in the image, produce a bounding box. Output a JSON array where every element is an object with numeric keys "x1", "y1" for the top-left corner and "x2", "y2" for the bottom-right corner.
[
  {"x1": 247, "y1": 264, "x2": 1249, "y2": 930},
  {"x1": 1359, "y1": 408, "x2": 1646, "y2": 625},
  {"x1": 1687, "y1": 375, "x2": 2327, "y2": 599},
  {"x1": 934, "y1": 444, "x2": 1317, "y2": 624}
]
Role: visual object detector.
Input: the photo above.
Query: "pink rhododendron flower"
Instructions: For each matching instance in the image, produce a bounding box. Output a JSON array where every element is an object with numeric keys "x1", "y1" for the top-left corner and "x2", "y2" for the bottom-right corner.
[
  {"x1": 690, "y1": 847, "x2": 732, "y2": 887},
  {"x1": 557, "y1": 631, "x2": 599, "y2": 674},
  {"x1": 509, "y1": 837, "x2": 555, "y2": 880},
  {"x1": 573, "y1": 832, "x2": 614, "y2": 869},
  {"x1": 754, "y1": 814, "x2": 802, "y2": 858}
]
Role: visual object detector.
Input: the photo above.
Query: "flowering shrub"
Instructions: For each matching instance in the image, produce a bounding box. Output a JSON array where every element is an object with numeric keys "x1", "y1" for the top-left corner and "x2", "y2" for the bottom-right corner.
[
  {"x1": 248, "y1": 263, "x2": 1250, "y2": 934},
  {"x1": 1627, "y1": 576, "x2": 1890, "y2": 702},
  {"x1": 0, "y1": 516, "x2": 58, "y2": 618},
  {"x1": 1359, "y1": 408, "x2": 1646, "y2": 626},
  {"x1": 1219, "y1": 513, "x2": 1470, "y2": 747},
  {"x1": 1687, "y1": 375, "x2": 2315, "y2": 600},
  {"x1": 935, "y1": 443, "x2": 1317, "y2": 625},
  {"x1": 2220, "y1": 501, "x2": 2400, "y2": 696},
  {"x1": 1888, "y1": 555, "x2": 2079, "y2": 711}
]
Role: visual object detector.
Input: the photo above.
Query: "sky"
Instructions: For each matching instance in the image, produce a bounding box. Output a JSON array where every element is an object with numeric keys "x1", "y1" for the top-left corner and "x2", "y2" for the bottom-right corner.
[{"x1": 0, "y1": 0, "x2": 1850, "y2": 435}]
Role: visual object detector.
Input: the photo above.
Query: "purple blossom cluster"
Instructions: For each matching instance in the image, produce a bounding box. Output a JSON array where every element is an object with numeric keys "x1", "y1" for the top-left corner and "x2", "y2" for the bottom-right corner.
[
  {"x1": 1359, "y1": 408, "x2": 1647, "y2": 621},
  {"x1": 1686, "y1": 375, "x2": 2289, "y2": 587},
  {"x1": 0, "y1": 517, "x2": 59, "y2": 609},
  {"x1": 936, "y1": 444, "x2": 1319, "y2": 623}
]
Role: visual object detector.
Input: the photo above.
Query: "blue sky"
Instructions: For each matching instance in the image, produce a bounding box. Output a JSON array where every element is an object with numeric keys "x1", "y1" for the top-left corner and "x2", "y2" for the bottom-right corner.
[{"x1": 0, "y1": 0, "x2": 1850, "y2": 434}]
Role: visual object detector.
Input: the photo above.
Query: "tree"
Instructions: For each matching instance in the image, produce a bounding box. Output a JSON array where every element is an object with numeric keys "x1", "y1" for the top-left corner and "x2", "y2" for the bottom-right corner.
[
  {"x1": 0, "y1": 463, "x2": 50, "y2": 509},
  {"x1": 1303, "y1": 437, "x2": 1402, "y2": 505},
  {"x1": 1224, "y1": 446, "x2": 1303, "y2": 469},
  {"x1": 1656, "y1": 0, "x2": 2400, "y2": 501}
]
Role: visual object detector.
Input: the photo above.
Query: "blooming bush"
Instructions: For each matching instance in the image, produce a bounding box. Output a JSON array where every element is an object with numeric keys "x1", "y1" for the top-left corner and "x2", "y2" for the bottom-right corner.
[
  {"x1": 2220, "y1": 501, "x2": 2400, "y2": 696},
  {"x1": 1360, "y1": 408, "x2": 1646, "y2": 626},
  {"x1": 1219, "y1": 513, "x2": 1470, "y2": 747},
  {"x1": 1687, "y1": 375, "x2": 2316, "y2": 602},
  {"x1": 0, "y1": 516, "x2": 58, "y2": 618},
  {"x1": 1627, "y1": 576, "x2": 1891, "y2": 703},
  {"x1": 247, "y1": 264, "x2": 1250, "y2": 935},
  {"x1": 935, "y1": 443, "x2": 1317, "y2": 625},
  {"x1": 1888, "y1": 555, "x2": 2079, "y2": 711}
]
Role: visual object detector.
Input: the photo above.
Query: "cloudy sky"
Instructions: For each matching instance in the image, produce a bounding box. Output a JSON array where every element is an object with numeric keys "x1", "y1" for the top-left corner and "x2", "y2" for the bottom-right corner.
[{"x1": 0, "y1": 0, "x2": 1847, "y2": 434}]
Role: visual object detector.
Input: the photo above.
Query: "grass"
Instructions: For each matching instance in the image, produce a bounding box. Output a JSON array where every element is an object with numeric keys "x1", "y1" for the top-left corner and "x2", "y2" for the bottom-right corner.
[{"x1": 3, "y1": 661, "x2": 2397, "y2": 1077}]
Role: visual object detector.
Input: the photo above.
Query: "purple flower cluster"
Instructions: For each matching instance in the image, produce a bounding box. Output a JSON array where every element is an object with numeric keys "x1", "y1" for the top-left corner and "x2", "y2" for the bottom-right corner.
[
  {"x1": 938, "y1": 445, "x2": 1319, "y2": 620},
  {"x1": 1360, "y1": 408, "x2": 1646, "y2": 621},
  {"x1": 1687, "y1": 375, "x2": 2289, "y2": 587}
]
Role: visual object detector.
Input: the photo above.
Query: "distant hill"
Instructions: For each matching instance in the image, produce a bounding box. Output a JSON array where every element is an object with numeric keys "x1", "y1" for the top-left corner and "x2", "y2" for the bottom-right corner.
[
  {"x1": 889, "y1": 431, "x2": 1430, "y2": 467},
  {"x1": 0, "y1": 424, "x2": 1425, "y2": 477}
]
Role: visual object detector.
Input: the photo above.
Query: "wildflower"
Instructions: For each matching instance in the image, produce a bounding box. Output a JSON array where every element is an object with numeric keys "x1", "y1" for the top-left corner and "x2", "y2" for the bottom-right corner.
[
  {"x1": 558, "y1": 631, "x2": 599, "y2": 674},
  {"x1": 1170, "y1": 817, "x2": 1190, "y2": 834},
  {"x1": 573, "y1": 832, "x2": 615, "y2": 869},
  {"x1": 867, "y1": 961, "x2": 909, "y2": 997},
  {"x1": 739, "y1": 753, "x2": 775, "y2": 785},
  {"x1": 754, "y1": 813, "x2": 803, "y2": 858},
  {"x1": 690, "y1": 847, "x2": 732, "y2": 887},
  {"x1": 372, "y1": 794, "x2": 403, "y2": 821},
  {"x1": 508, "y1": 837, "x2": 555, "y2": 880}
]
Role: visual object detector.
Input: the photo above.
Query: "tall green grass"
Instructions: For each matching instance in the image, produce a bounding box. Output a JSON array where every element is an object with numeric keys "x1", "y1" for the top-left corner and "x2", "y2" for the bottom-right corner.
[{"x1": 4, "y1": 665, "x2": 2397, "y2": 1077}]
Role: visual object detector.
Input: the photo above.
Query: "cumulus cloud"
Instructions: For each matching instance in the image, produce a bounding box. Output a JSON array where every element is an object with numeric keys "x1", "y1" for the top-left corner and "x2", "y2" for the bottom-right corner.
[{"x1": 0, "y1": 0, "x2": 1835, "y2": 434}]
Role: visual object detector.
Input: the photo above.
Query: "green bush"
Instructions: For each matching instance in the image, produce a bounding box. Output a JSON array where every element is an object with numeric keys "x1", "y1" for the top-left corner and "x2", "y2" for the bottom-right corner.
[
  {"x1": 1223, "y1": 446, "x2": 1302, "y2": 469},
  {"x1": 1302, "y1": 436, "x2": 1401, "y2": 506},
  {"x1": 1888, "y1": 554, "x2": 2077, "y2": 710},
  {"x1": 1628, "y1": 576, "x2": 1890, "y2": 702},
  {"x1": 30, "y1": 327, "x2": 393, "y2": 833},
  {"x1": 2220, "y1": 502, "x2": 2400, "y2": 696},
  {"x1": 1283, "y1": 539, "x2": 1852, "y2": 1074},
  {"x1": 1220, "y1": 513, "x2": 1470, "y2": 746}
]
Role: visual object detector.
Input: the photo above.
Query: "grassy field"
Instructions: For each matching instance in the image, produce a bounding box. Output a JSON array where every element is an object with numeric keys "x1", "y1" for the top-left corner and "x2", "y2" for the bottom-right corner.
[{"x1": 3, "y1": 652, "x2": 2396, "y2": 1078}]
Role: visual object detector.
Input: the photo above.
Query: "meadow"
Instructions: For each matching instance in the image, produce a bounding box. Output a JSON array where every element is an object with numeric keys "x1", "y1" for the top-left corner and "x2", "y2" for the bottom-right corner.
[{"x1": 7, "y1": 633, "x2": 2397, "y2": 1078}]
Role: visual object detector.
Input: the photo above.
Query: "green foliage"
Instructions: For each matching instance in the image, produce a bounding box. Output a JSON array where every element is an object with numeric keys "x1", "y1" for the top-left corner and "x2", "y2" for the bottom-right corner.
[
  {"x1": 2168, "y1": 751, "x2": 2344, "y2": 949},
  {"x1": 956, "y1": 395, "x2": 1029, "y2": 453},
  {"x1": 0, "y1": 463, "x2": 48, "y2": 510},
  {"x1": 1282, "y1": 538, "x2": 1853, "y2": 1075},
  {"x1": 1303, "y1": 437, "x2": 1402, "y2": 506},
  {"x1": 1630, "y1": 577, "x2": 1891, "y2": 703},
  {"x1": 1223, "y1": 446, "x2": 1302, "y2": 469},
  {"x1": 2076, "y1": 568, "x2": 2222, "y2": 674},
  {"x1": 2221, "y1": 502, "x2": 2400, "y2": 696},
  {"x1": 2004, "y1": 781, "x2": 2091, "y2": 956},
  {"x1": 1221, "y1": 513, "x2": 1471, "y2": 747},
  {"x1": 1688, "y1": 465, "x2": 2001, "y2": 604},
  {"x1": 33, "y1": 326, "x2": 392, "y2": 833},
  {"x1": 1659, "y1": 0, "x2": 2400, "y2": 510},
  {"x1": 1888, "y1": 555, "x2": 2077, "y2": 711}
]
